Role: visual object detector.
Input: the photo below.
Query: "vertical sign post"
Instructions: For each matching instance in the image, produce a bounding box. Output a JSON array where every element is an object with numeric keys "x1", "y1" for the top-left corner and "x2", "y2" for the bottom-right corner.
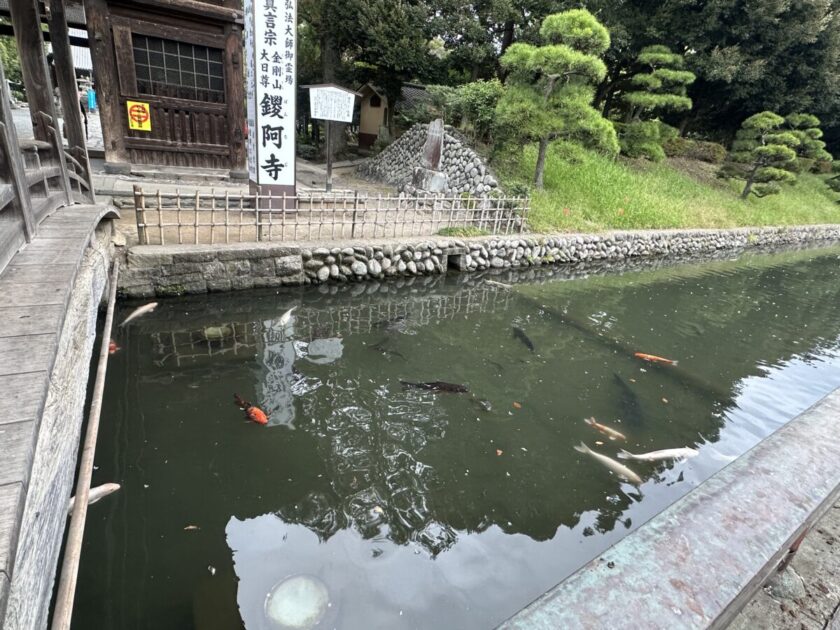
[
  {"x1": 245, "y1": 0, "x2": 297, "y2": 204},
  {"x1": 306, "y1": 84, "x2": 359, "y2": 192}
]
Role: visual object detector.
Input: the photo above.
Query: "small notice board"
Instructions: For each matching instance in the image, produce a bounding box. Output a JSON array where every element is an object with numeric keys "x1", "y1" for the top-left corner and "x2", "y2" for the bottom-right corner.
[
  {"x1": 307, "y1": 85, "x2": 359, "y2": 123},
  {"x1": 126, "y1": 100, "x2": 151, "y2": 132}
]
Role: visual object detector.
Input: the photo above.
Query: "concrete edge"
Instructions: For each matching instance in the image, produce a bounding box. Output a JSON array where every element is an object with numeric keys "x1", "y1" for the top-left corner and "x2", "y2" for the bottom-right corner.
[{"x1": 500, "y1": 388, "x2": 840, "y2": 630}]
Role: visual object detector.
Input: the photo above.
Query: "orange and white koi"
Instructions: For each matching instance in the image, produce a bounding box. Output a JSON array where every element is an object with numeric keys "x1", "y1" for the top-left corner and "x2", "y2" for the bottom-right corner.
[
  {"x1": 234, "y1": 393, "x2": 269, "y2": 425},
  {"x1": 584, "y1": 417, "x2": 626, "y2": 441},
  {"x1": 634, "y1": 352, "x2": 678, "y2": 366},
  {"x1": 120, "y1": 302, "x2": 158, "y2": 327},
  {"x1": 108, "y1": 339, "x2": 120, "y2": 354}
]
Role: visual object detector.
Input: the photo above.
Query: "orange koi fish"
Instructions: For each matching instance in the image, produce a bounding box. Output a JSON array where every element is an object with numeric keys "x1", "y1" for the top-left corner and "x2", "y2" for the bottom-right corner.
[
  {"x1": 108, "y1": 340, "x2": 120, "y2": 354},
  {"x1": 634, "y1": 352, "x2": 678, "y2": 366},
  {"x1": 233, "y1": 394, "x2": 269, "y2": 425},
  {"x1": 584, "y1": 417, "x2": 627, "y2": 441}
]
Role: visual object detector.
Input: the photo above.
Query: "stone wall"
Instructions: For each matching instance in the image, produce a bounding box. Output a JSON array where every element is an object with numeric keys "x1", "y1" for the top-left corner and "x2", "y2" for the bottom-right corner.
[
  {"x1": 118, "y1": 224, "x2": 840, "y2": 298},
  {"x1": 357, "y1": 123, "x2": 501, "y2": 197}
]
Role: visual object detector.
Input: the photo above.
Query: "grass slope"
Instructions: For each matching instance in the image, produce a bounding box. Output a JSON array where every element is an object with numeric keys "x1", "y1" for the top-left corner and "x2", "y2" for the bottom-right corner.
[{"x1": 498, "y1": 142, "x2": 840, "y2": 233}]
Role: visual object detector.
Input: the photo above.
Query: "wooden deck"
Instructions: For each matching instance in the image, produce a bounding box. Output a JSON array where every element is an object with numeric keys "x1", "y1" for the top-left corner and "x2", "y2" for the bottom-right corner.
[{"x1": 0, "y1": 203, "x2": 117, "y2": 619}]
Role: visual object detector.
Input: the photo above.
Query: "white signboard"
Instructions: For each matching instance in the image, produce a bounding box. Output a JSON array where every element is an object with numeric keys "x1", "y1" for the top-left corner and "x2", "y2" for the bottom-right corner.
[
  {"x1": 245, "y1": 0, "x2": 297, "y2": 189},
  {"x1": 309, "y1": 86, "x2": 355, "y2": 123}
]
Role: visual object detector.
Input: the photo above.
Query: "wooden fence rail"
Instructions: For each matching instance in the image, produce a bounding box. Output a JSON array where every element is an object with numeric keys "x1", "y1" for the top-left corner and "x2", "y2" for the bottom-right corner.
[{"x1": 133, "y1": 187, "x2": 530, "y2": 245}]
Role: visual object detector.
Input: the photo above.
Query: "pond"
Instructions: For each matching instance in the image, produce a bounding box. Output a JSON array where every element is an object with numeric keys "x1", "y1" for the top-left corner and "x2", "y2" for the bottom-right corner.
[{"x1": 72, "y1": 243, "x2": 840, "y2": 630}]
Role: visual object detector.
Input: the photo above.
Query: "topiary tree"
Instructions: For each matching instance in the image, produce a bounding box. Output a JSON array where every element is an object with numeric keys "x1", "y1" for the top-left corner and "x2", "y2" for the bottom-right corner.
[
  {"x1": 720, "y1": 111, "x2": 800, "y2": 199},
  {"x1": 495, "y1": 9, "x2": 618, "y2": 188},
  {"x1": 828, "y1": 161, "x2": 840, "y2": 203},
  {"x1": 784, "y1": 113, "x2": 833, "y2": 170},
  {"x1": 618, "y1": 45, "x2": 695, "y2": 161},
  {"x1": 623, "y1": 45, "x2": 695, "y2": 122}
]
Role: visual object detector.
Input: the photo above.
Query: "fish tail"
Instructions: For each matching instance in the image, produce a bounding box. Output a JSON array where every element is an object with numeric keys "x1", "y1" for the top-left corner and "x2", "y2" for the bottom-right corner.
[
  {"x1": 617, "y1": 449, "x2": 633, "y2": 460},
  {"x1": 583, "y1": 417, "x2": 595, "y2": 426},
  {"x1": 573, "y1": 442, "x2": 589, "y2": 454},
  {"x1": 671, "y1": 360, "x2": 679, "y2": 366}
]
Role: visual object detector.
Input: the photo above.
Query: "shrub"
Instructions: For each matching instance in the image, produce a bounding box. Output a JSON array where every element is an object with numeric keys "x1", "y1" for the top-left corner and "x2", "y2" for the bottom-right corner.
[
  {"x1": 663, "y1": 137, "x2": 727, "y2": 164},
  {"x1": 617, "y1": 121, "x2": 665, "y2": 161},
  {"x1": 457, "y1": 79, "x2": 504, "y2": 144}
]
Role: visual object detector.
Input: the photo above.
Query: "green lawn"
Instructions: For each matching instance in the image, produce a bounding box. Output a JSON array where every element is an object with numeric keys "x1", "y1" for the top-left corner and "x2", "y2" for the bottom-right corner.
[{"x1": 498, "y1": 142, "x2": 840, "y2": 233}]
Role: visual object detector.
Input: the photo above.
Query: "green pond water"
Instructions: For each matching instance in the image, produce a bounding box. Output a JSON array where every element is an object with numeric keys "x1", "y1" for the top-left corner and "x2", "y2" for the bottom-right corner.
[{"x1": 73, "y1": 244, "x2": 840, "y2": 630}]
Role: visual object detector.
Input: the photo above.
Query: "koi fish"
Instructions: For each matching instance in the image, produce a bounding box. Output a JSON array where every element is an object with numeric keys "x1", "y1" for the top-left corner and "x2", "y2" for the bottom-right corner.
[
  {"x1": 399, "y1": 380, "x2": 469, "y2": 393},
  {"x1": 512, "y1": 326, "x2": 535, "y2": 352},
  {"x1": 279, "y1": 306, "x2": 297, "y2": 326},
  {"x1": 234, "y1": 393, "x2": 269, "y2": 425},
  {"x1": 574, "y1": 442, "x2": 642, "y2": 485},
  {"x1": 119, "y1": 302, "x2": 158, "y2": 327},
  {"x1": 634, "y1": 352, "x2": 678, "y2": 366},
  {"x1": 617, "y1": 447, "x2": 699, "y2": 462},
  {"x1": 67, "y1": 483, "x2": 121, "y2": 515},
  {"x1": 584, "y1": 417, "x2": 627, "y2": 441},
  {"x1": 108, "y1": 339, "x2": 120, "y2": 354},
  {"x1": 485, "y1": 279, "x2": 513, "y2": 289}
]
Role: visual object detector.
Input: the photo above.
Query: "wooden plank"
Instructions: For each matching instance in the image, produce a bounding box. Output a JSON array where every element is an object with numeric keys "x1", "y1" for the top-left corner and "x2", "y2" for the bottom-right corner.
[
  {"x1": 0, "y1": 305, "x2": 63, "y2": 338},
  {"x1": 121, "y1": 0, "x2": 241, "y2": 24},
  {"x1": 0, "y1": 264, "x2": 76, "y2": 285},
  {"x1": 0, "y1": 60, "x2": 35, "y2": 242},
  {"x1": 0, "y1": 335, "x2": 56, "y2": 377},
  {"x1": 0, "y1": 280, "x2": 68, "y2": 308},
  {"x1": 83, "y1": 0, "x2": 129, "y2": 164},
  {"x1": 0, "y1": 482, "x2": 24, "y2": 575},
  {"x1": 0, "y1": 372, "x2": 48, "y2": 427},
  {"x1": 224, "y1": 22, "x2": 245, "y2": 170},
  {"x1": 11, "y1": 240, "x2": 86, "y2": 266},
  {"x1": 0, "y1": 421, "x2": 36, "y2": 487},
  {"x1": 124, "y1": 137, "x2": 230, "y2": 154},
  {"x1": 112, "y1": 23, "x2": 138, "y2": 98}
]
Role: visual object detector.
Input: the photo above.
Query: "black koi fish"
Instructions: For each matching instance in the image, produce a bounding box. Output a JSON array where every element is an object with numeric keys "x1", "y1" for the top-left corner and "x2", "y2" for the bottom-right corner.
[
  {"x1": 399, "y1": 380, "x2": 469, "y2": 393},
  {"x1": 512, "y1": 326, "x2": 535, "y2": 352}
]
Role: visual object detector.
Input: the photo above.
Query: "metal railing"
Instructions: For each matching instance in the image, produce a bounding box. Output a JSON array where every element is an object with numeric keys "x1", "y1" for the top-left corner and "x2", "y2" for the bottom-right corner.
[{"x1": 133, "y1": 187, "x2": 530, "y2": 245}]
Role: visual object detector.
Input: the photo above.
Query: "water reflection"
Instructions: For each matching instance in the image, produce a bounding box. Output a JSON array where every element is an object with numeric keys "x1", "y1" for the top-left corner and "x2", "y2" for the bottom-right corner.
[{"x1": 74, "y1": 243, "x2": 840, "y2": 630}]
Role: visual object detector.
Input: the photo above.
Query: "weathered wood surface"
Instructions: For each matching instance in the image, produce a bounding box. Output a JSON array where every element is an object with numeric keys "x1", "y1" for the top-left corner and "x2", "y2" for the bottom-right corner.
[{"x1": 0, "y1": 203, "x2": 118, "y2": 626}]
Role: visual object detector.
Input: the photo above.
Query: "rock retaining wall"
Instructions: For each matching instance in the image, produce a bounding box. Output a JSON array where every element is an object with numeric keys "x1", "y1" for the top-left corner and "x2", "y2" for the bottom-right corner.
[
  {"x1": 118, "y1": 225, "x2": 840, "y2": 298},
  {"x1": 357, "y1": 123, "x2": 500, "y2": 197}
]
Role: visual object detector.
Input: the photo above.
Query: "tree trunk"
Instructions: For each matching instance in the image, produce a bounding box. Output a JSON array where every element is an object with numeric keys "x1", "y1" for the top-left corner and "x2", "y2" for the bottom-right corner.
[
  {"x1": 741, "y1": 166, "x2": 757, "y2": 199},
  {"x1": 678, "y1": 116, "x2": 690, "y2": 137},
  {"x1": 534, "y1": 136, "x2": 549, "y2": 189}
]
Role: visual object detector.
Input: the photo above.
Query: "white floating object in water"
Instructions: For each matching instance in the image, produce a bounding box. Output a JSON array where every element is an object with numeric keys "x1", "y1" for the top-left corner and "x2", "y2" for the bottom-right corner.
[{"x1": 265, "y1": 575, "x2": 329, "y2": 629}]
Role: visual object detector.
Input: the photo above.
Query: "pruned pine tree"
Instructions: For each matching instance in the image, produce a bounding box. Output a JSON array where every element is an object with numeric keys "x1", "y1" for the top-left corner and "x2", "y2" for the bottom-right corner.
[
  {"x1": 495, "y1": 9, "x2": 618, "y2": 188},
  {"x1": 623, "y1": 45, "x2": 695, "y2": 121},
  {"x1": 784, "y1": 113, "x2": 833, "y2": 169},
  {"x1": 828, "y1": 162, "x2": 840, "y2": 203},
  {"x1": 721, "y1": 112, "x2": 800, "y2": 199}
]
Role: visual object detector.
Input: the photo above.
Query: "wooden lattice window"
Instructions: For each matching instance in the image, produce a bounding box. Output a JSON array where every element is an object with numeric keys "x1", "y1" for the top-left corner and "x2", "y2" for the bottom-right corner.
[{"x1": 132, "y1": 34, "x2": 225, "y2": 103}]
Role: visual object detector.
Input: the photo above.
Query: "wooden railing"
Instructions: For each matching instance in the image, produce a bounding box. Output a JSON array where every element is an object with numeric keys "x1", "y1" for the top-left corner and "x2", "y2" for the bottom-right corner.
[
  {"x1": 133, "y1": 187, "x2": 530, "y2": 245},
  {"x1": 0, "y1": 109, "x2": 94, "y2": 272}
]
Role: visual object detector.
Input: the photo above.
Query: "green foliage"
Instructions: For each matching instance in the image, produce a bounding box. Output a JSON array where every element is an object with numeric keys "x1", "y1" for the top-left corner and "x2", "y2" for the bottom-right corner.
[
  {"x1": 721, "y1": 111, "x2": 800, "y2": 198},
  {"x1": 437, "y1": 226, "x2": 490, "y2": 237},
  {"x1": 0, "y1": 24, "x2": 22, "y2": 85},
  {"x1": 663, "y1": 137, "x2": 727, "y2": 164},
  {"x1": 784, "y1": 113, "x2": 833, "y2": 167},
  {"x1": 455, "y1": 79, "x2": 504, "y2": 143},
  {"x1": 495, "y1": 9, "x2": 617, "y2": 187},
  {"x1": 623, "y1": 45, "x2": 695, "y2": 120},
  {"x1": 617, "y1": 121, "x2": 665, "y2": 161}
]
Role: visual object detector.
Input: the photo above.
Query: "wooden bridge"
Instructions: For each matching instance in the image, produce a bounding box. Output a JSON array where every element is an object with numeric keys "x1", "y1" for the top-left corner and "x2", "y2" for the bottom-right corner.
[{"x1": 0, "y1": 1, "x2": 116, "y2": 628}]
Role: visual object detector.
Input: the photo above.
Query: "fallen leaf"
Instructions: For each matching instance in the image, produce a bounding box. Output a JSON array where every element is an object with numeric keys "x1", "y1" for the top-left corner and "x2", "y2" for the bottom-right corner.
[
  {"x1": 512, "y1": 402, "x2": 522, "y2": 409},
  {"x1": 662, "y1": 397, "x2": 669, "y2": 404},
  {"x1": 496, "y1": 449, "x2": 503, "y2": 456},
  {"x1": 629, "y1": 378, "x2": 636, "y2": 383},
  {"x1": 595, "y1": 440, "x2": 604, "y2": 446},
  {"x1": 183, "y1": 525, "x2": 200, "y2": 531}
]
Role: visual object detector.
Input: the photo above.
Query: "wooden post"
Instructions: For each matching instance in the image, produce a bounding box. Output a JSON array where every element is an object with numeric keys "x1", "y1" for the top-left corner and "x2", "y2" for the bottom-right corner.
[
  {"x1": 83, "y1": 0, "x2": 129, "y2": 167},
  {"x1": 223, "y1": 23, "x2": 246, "y2": 172},
  {"x1": 0, "y1": 58, "x2": 35, "y2": 242},
  {"x1": 47, "y1": 0, "x2": 93, "y2": 199},
  {"x1": 8, "y1": 0, "x2": 60, "y2": 143},
  {"x1": 325, "y1": 121, "x2": 333, "y2": 192}
]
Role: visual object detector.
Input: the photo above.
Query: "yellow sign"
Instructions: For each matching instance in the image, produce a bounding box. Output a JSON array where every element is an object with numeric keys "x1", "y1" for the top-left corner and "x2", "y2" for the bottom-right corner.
[{"x1": 126, "y1": 100, "x2": 152, "y2": 132}]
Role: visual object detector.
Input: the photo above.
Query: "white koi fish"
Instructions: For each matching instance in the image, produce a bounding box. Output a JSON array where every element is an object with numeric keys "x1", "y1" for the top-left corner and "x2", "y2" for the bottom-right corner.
[
  {"x1": 279, "y1": 306, "x2": 297, "y2": 326},
  {"x1": 574, "y1": 442, "x2": 642, "y2": 485},
  {"x1": 120, "y1": 302, "x2": 158, "y2": 326},
  {"x1": 617, "y1": 447, "x2": 699, "y2": 462},
  {"x1": 67, "y1": 483, "x2": 121, "y2": 515},
  {"x1": 485, "y1": 279, "x2": 513, "y2": 290}
]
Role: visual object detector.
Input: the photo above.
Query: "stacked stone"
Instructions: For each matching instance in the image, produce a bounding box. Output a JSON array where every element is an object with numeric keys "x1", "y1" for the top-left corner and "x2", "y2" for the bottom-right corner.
[
  {"x1": 357, "y1": 123, "x2": 500, "y2": 197},
  {"x1": 301, "y1": 242, "x2": 450, "y2": 283}
]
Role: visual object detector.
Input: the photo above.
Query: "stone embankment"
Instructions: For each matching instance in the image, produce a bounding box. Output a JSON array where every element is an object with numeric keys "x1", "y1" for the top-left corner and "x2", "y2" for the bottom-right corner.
[
  {"x1": 118, "y1": 224, "x2": 840, "y2": 297},
  {"x1": 357, "y1": 123, "x2": 501, "y2": 197}
]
